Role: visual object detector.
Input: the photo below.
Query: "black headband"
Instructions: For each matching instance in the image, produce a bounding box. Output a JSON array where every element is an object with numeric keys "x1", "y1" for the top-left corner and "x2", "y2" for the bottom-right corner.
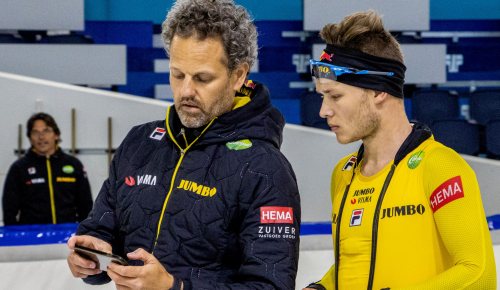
[{"x1": 320, "y1": 44, "x2": 406, "y2": 98}]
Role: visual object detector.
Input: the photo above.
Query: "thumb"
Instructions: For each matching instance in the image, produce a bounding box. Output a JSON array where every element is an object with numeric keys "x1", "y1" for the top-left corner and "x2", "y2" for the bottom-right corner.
[{"x1": 127, "y1": 248, "x2": 155, "y2": 264}]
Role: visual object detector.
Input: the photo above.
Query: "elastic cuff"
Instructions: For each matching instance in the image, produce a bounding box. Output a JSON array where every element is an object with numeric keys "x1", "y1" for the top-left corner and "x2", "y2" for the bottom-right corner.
[
  {"x1": 306, "y1": 283, "x2": 326, "y2": 290},
  {"x1": 170, "y1": 276, "x2": 182, "y2": 290}
]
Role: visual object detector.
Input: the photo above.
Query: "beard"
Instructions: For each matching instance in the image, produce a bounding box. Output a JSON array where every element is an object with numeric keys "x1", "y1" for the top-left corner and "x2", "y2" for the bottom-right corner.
[
  {"x1": 175, "y1": 84, "x2": 234, "y2": 128},
  {"x1": 337, "y1": 91, "x2": 380, "y2": 144}
]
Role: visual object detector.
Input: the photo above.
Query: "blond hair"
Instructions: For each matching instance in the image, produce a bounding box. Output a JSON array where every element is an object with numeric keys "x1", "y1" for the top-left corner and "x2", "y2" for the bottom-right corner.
[{"x1": 320, "y1": 10, "x2": 403, "y2": 63}]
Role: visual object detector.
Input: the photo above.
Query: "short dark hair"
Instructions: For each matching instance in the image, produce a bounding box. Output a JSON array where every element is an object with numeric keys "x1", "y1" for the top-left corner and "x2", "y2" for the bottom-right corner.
[{"x1": 27, "y1": 112, "x2": 61, "y2": 138}]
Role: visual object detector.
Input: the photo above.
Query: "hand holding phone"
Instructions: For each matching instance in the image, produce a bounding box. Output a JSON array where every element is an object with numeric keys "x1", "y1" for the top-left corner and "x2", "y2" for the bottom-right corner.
[{"x1": 74, "y1": 245, "x2": 128, "y2": 271}]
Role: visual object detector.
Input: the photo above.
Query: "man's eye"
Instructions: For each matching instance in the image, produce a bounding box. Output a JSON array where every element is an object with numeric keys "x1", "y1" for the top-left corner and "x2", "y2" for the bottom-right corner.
[{"x1": 195, "y1": 76, "x2": 212, "y2": 83}]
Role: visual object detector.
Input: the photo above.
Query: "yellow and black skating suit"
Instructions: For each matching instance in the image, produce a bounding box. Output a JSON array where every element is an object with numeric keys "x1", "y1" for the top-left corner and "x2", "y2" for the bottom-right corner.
[{"x1": 312, "y1": 125, "x2": 496, "y2": 290}]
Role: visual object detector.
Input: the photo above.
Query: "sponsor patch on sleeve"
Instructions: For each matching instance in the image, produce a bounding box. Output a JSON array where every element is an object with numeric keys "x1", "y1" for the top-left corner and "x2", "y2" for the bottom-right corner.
[
  {"x1": 430, "y1": 176, "x2": 464, "y2": 212},
  {"x1": 260, "y1": 206, "x2": 294, "y2": 224}
]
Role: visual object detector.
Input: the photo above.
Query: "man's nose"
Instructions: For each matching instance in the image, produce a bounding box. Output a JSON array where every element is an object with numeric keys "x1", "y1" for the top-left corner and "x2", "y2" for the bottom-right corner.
[
  {"x1": 319, "y1": 98, "x2": 333, "y2": 119},
  {"x1": 180, "y1": 78, "x2": 196, "y2": 97}
]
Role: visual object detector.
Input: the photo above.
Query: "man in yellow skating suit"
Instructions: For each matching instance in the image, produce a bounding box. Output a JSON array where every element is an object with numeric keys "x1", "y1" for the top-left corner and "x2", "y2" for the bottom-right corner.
[{"x1": 304, "y1": 10, "x2": 496, "y2": 290}]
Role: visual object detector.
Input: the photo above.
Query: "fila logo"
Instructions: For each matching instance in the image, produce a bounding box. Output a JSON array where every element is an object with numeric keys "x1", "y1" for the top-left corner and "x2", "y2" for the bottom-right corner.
[
  {"x1": 260, "y1": 206, "x2": 294, "y2": 224},
  {"x1": 350, "y1": 209, "x2": 363, "y2": 227},
  {"x1": 430, "y1": 176, "x2": 464, "y2": 212},
  {"x1": 125, "y1": 175, "x2": 157, "y2": 186},
  {"x1": 150, "y1": 127, "x2": 166, "y2": 141},
  {"x1": 342, "y1": 156, "x2": 357, "y2": 171}
]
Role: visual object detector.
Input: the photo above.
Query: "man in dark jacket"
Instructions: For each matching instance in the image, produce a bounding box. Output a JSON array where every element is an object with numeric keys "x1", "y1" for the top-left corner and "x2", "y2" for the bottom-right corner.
[
  {"x1": 66, "y1": 0, "x2": 301, "y2": 289},
  {"x1": 2, "y1": 112, "x2": 92, "y2": 225}
]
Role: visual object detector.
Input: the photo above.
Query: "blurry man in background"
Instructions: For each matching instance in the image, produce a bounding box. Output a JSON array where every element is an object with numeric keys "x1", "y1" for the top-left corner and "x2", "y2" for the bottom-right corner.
[
  {"x1": 67, "y1": 0, "x2": 300, "y2": 289},
  {"x1": 304, "y1": 10, "x2": 496, "y2": 290},
  {"x1": 3, "y1": 112, "x2": 92, "y2": 225}
]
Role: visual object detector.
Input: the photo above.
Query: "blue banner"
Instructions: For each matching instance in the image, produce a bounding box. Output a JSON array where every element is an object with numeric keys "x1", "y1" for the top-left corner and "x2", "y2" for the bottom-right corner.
[{"x1": 1, "y1": 217, "x2": 498, "y2": 246}]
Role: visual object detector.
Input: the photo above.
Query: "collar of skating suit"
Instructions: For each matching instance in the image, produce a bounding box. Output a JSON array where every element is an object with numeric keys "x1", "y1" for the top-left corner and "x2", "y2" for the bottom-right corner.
[{"x1": 354, "y1": 121, "x2": 432, "y2": 168}]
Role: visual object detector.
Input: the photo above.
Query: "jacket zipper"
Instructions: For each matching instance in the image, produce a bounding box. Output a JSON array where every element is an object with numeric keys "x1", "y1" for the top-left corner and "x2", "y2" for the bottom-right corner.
[
  {"x1": 152, "y1": 107, "x2": 216, "y2": 252},
  {"x1": 46, "y1": 157, "x2": 57, "y2": 224}
]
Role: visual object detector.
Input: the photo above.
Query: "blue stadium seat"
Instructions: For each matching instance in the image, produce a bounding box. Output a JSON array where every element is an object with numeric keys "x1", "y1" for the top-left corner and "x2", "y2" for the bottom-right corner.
[
  {"x1": 485, "y1": 119, "x2": 500, "y2": 158},
  {"x1": 431, "y1": 119, "x2": 480, "y2": 155},
  {"x1": 411, "y1": 90, "x2": 459, "y2": 127},
  {"x1": 300, "y1": 92, "x2": 329, "y2": 130},
  {"x1": 469, "y1": 90, "x2": 500, "y2": 125}
]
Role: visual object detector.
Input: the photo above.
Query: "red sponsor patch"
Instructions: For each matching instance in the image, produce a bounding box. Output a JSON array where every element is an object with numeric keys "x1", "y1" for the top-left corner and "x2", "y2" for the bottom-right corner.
[
  {"x1": 125, "y1": 176, "x2": 136, "y2": 186},
  {"x1": 430, "y1": 176, "x2": 464, "y2": 212},
  {"x1": 260, "y1": 206, "x2": 294, "y2": 224}
]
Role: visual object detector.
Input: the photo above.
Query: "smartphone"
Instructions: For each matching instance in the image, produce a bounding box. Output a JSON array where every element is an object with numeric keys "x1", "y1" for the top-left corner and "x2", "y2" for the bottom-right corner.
[{"x1": 74, "y1": 245, "x2": 128, "y2": 271}]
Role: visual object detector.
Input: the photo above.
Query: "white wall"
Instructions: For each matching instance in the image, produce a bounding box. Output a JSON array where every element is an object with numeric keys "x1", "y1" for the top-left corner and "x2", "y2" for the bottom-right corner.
[
  {"x1": 0, "y1": 0, "x2": 84, "y2": 30},
  {"x1": 304, "y1": 0, "x2": 430, "y2": 31},
  {"x1": 0, "y1": 45, "x2": 126, "y2": 85}
]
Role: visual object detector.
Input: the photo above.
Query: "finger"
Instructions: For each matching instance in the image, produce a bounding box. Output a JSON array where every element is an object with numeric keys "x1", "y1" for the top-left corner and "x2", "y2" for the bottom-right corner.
[
  {"x1": 67, "y1": 235, "x2": 77, "y2": 249},
  {"x1": 69, "y1": 251, "x2": 101, "y2": 271},
  {"x1": 70, "y1": 235, "x2": 112, "y2": 253},
  {"x1": 107, "y1": 267, "x2": 137, "y2": 287},
  {"x1": 72, "y1": 263, "x2": 102, "y2": 277},
  {"x1": 67, "y1": 256, "x2": 101, "y2": 278},
  {"x1": 107, "y1": 263, "x2": 140, "y2": 278},
  {"x1": 126, "y1": 248, "x2": 155, "y2": 264}
]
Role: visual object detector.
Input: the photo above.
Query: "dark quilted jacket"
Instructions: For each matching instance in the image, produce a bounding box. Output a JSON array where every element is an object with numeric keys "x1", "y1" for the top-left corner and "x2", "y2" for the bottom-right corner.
[{"x1": 77, "y1": 81, "x2": 301, "y2": 289}]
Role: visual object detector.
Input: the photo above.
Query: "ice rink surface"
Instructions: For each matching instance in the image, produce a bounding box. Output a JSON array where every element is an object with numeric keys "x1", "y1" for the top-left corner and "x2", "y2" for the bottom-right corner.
[{"x1": 0, "y1": 234, "x2": 498, "y2": 290}]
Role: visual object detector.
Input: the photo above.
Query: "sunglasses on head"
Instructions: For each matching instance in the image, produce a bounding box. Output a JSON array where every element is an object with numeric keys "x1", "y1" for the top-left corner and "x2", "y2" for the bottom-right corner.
[{"x1": 310, "y1": 59, "x2": 394, "y2": 80}]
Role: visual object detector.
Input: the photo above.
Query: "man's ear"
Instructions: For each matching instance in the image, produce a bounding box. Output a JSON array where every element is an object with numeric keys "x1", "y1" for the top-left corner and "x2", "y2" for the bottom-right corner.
[
  {"x1": 231, "y1": 62, "x2": 250, "y2": 91},
  {"x1": 373, "y1": 91, "x2": 389, "y2": 105}
]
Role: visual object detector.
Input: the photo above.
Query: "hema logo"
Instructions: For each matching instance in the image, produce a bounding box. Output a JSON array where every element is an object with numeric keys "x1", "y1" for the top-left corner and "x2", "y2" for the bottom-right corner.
[
  {"x1": 177, "y1": 179, "x2": 217, "y2": 197},
  {"x1": 125, "y1": 175, "x2": 157, "y2": 186}
]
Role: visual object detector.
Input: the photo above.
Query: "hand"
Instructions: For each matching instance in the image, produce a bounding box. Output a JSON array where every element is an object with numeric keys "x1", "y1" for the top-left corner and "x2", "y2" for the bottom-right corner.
[
  {"x1": 107, "y1": 248, "x2": 174, "y2": 290},
  {"x1": 67, "y1": 234, "x2": 112, "y2": 278},
  {"x1": 302, "y1": 288, "x2": 316, "y2": 290}
]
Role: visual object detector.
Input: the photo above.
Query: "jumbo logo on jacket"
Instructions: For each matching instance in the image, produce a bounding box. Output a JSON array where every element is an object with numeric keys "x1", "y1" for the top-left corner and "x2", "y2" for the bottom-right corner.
[
  {"x1": 125, "y1": 175, "x2": 157, "y2": 186},
  {"x1": 176, "y1": 179, "x2": 217, "y2": 197}
]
